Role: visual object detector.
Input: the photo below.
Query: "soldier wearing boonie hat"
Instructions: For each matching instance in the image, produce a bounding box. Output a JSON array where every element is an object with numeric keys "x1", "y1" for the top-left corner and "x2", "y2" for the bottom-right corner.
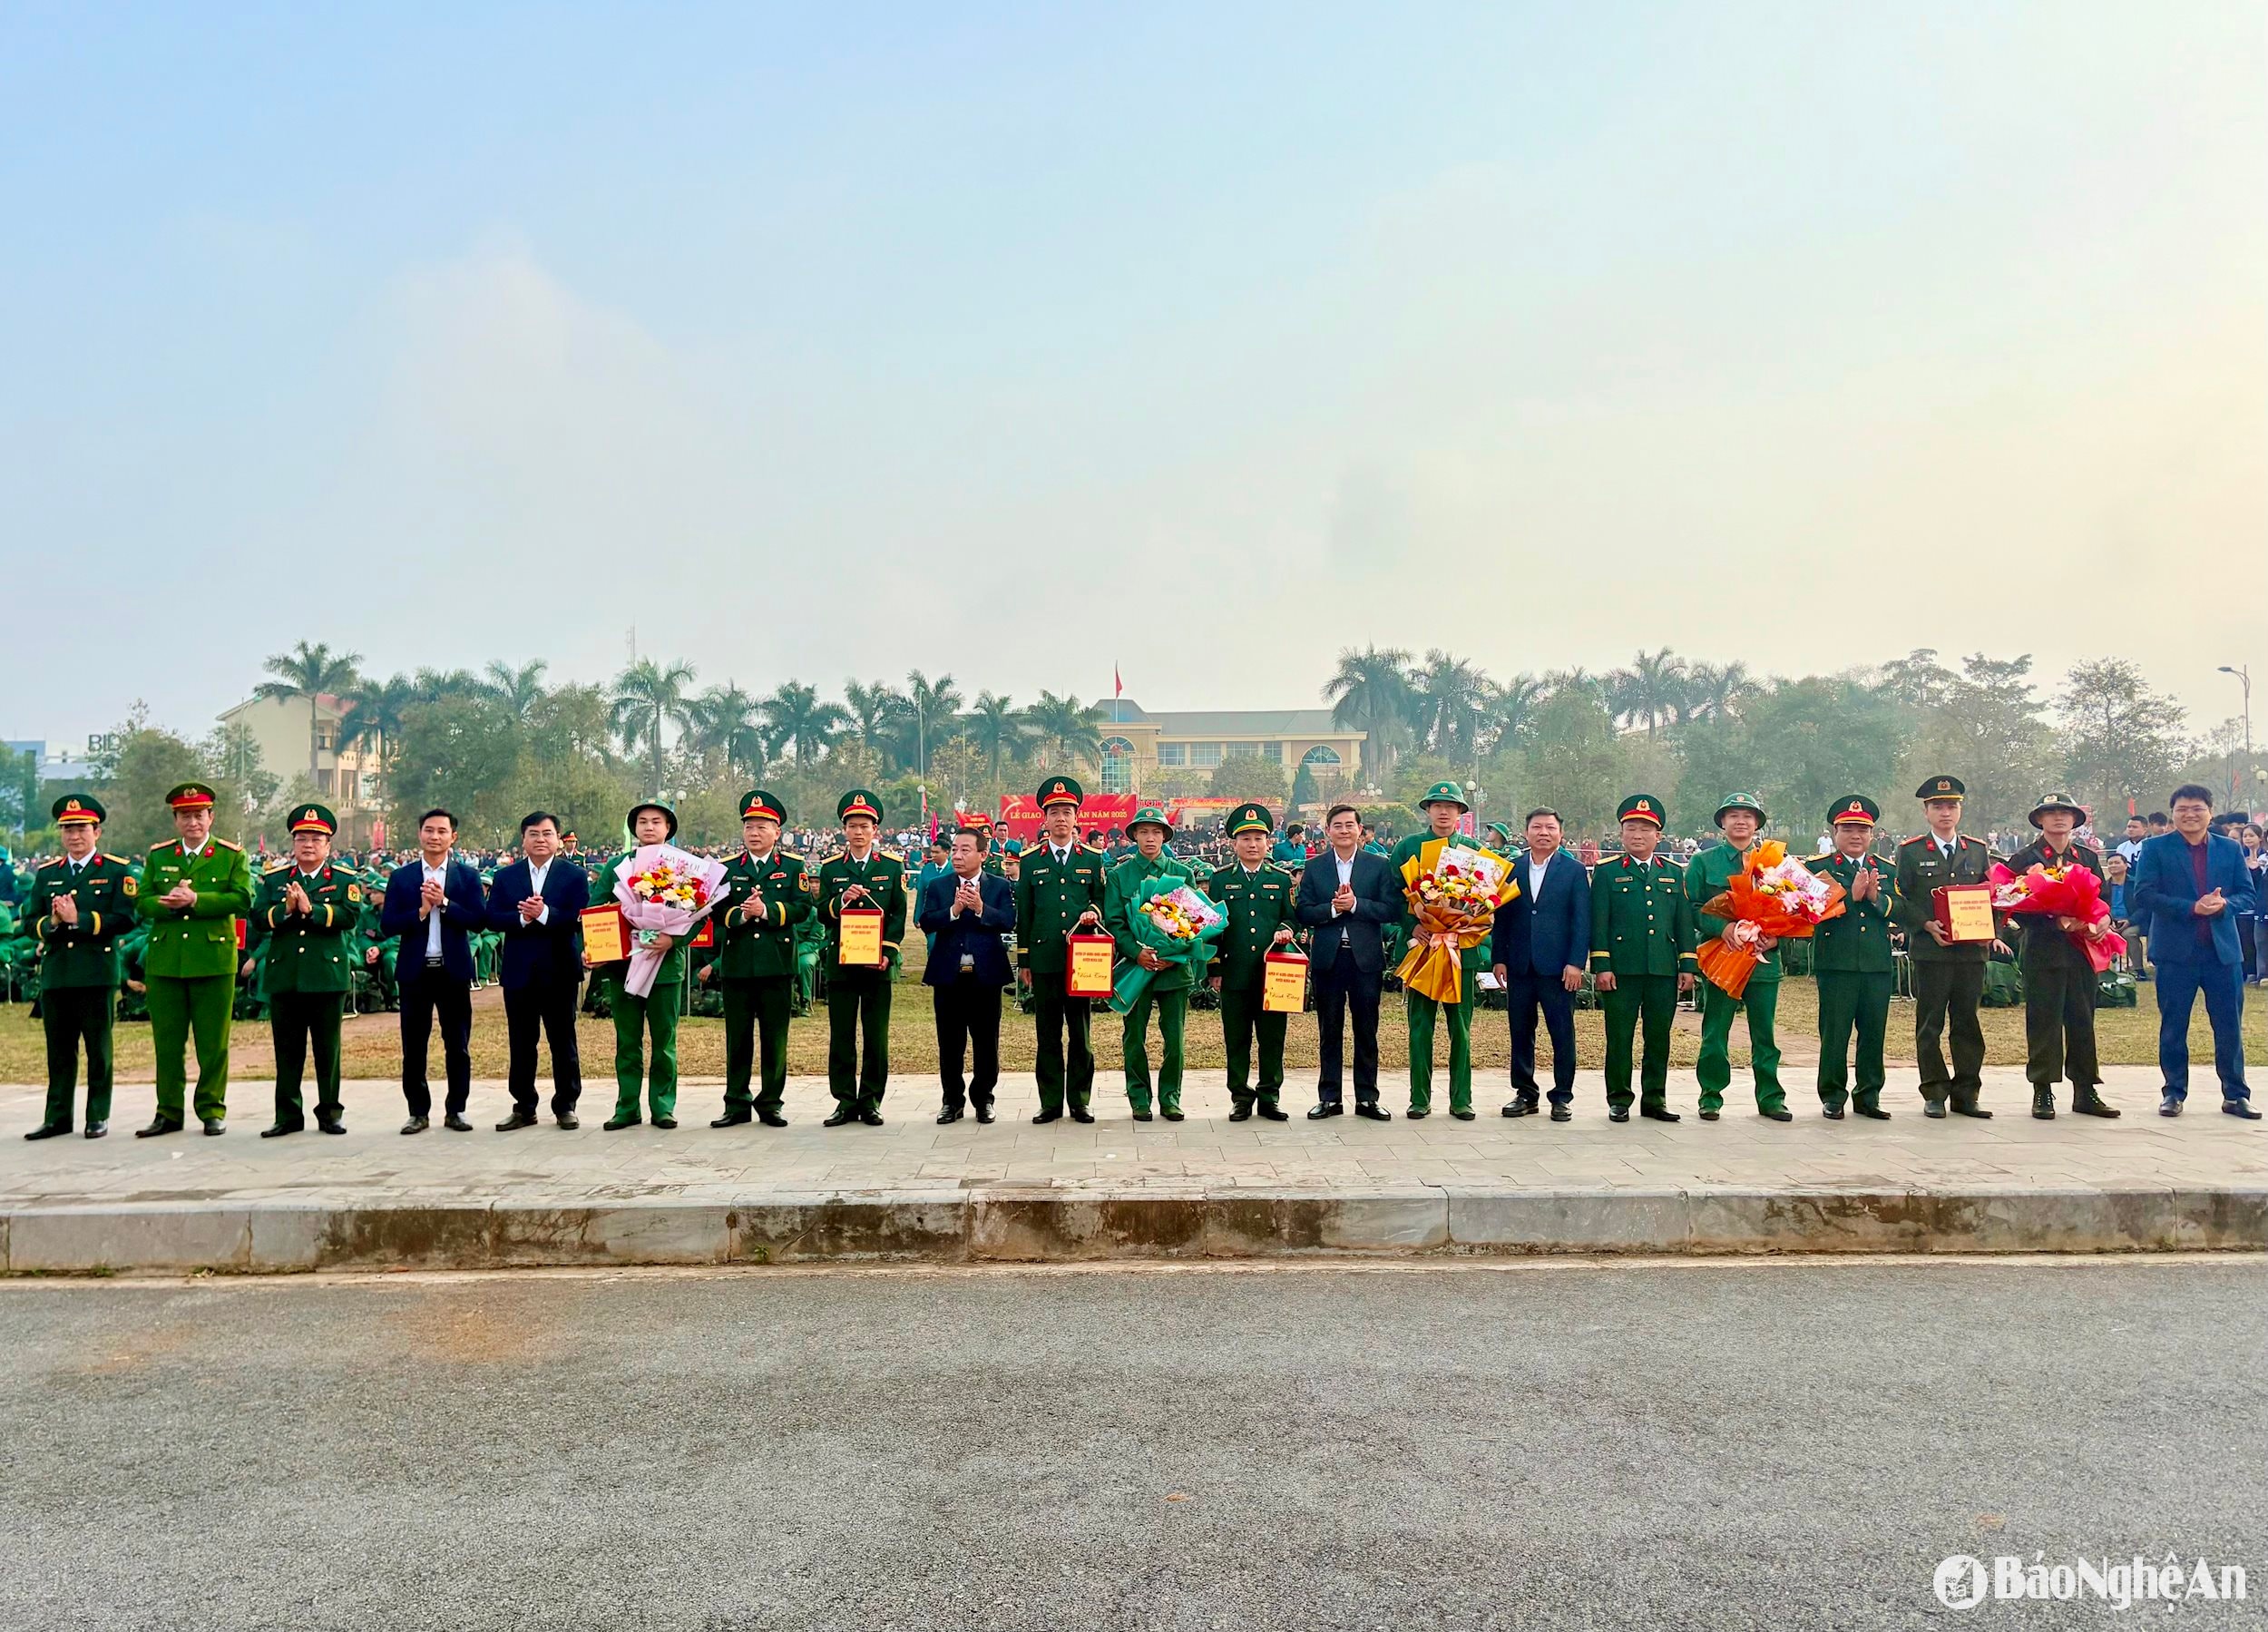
[{"x1": 1686, "y1": 793, "x2": 1792, "y2": 1123}]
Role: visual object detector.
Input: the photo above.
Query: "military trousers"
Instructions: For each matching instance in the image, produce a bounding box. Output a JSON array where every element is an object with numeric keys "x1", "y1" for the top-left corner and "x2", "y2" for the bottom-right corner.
[
  {"x1": 2022, "y1": 952, "x2": 2100, "y2": 1090},
  {"x1": 826, "y1": 967, "x2": 891, "y2": 1109},
  {"x1": 41, "y1": 985, "x2": 116, "y2": 1129},
  {"x1": 1696, "y1": 979, "x2": 1784, "y2": 1113},
  {"x1": 1405, "y1": 973, "x2": 1476, "y2": 1115},
  {"x1": 1218, "y1": 983, "x2": 1286, "y2": 1106},
  {"x1": 1814, "y1": 971, "x2": 1892, "y2": 1110},
  {"x1": 147, "y1": 972, "x2": 234, "y2": 1124},
  {"x1": 721, "y1": 975, "x2": 794, "y2": 1113},
  {"x1": 609, "y1": 978, "x2": 680, "y2": 1120},
  {"x1": 1120, "y1": 986, "x2": 1188, "y2": 1113},
  {"x1": 1911, "y1": 959, "x2": 1987, "y2": 1107},
  {"x1": 1030, "y1": 970, "x2": 1095, "y2": 1114},
  {"x1": 270, "y1": 989, "x2": 345, "y2": 1126},
  {"x1": 1600, "y1": 974, "x2": 1677, "y2": 1112}
]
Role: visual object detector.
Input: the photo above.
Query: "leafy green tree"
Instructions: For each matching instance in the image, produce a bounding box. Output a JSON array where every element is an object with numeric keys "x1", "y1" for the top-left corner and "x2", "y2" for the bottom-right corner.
[{"x1": 2056, "y1": 659, "x2": 2187, "y2": 816}]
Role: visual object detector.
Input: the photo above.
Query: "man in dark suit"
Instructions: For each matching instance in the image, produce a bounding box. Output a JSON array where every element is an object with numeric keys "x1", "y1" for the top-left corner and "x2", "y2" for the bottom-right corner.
[
  {"x1": 918, "y1": 827, "x2": 1017, "y2": 1124},
  {"x1": 2130, "y1": 783, "x2": 2261, "y2": 1118},
  {"x1": 484, "y1": 810, "x2": 587, "y2": 1130},
  {"x1": 1295, "y1": 803, "x2": 1403, "y2": 1119},
  {"x1": 378, "y1": 807, "x2": 488, "y2": 1134},
  {"x1": 1491, "y1": 807, "x2": 1590, "y2": 1120}
]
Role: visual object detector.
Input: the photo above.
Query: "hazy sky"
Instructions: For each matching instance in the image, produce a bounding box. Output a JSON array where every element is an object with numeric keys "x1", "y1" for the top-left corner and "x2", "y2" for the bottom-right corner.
[{"x1": 6, "y1": 2, "x2": 2264, "y2": 752}]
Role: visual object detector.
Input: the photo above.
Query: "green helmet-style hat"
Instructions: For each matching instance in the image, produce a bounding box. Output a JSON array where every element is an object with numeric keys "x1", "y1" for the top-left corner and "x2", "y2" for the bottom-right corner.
[
  {"x1": 1714, "y1": 792, "x2": 1766, "y2": 827},
  {"x1": 1417, "y1": 780, "x2": 1470, "y2": 812}
]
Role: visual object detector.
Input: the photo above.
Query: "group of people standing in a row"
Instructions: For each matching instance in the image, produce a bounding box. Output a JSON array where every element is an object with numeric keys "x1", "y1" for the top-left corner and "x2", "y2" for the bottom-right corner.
[{"x1": 17, "y1": 767, "x2": 2261, "y2": 1142}]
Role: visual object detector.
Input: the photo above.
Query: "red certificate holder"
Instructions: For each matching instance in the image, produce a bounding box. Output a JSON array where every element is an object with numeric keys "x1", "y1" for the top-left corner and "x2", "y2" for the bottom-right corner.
[{"x1": 1065, "y1": 933, "x2": 1116, "y2": 1000}]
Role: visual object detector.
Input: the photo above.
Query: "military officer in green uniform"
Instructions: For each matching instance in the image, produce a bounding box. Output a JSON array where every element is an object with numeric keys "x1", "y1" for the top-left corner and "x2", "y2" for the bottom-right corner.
[
  {"x1": 965, "y1": 811, "x2": 1008, "y2": 878},
  {"x1": 356, "y1": 877, "x2": 397, "y2": 1011},
  {"x1": 816, "y1": 789, "x2": 905, "y2": 1126},
  {"x1": 1207, "y1": 802, "x2": 1300, "y2": 1121},
  {"x1": 24, "y1": 794, "x2": 136, "y2": 1140},
  {"x1": 136, "y1": 783, "x2": 253, "y2": 1136},
  {"x1": 1389, "y1": 782, "x2": 1491, "y2": 1120},
  {"x1": 252, "y1": 803, "x2": 361, "y2": 1137},
  {"x1": 1686, "y1": 793, "x2": 1793, "y2": 1122},
  {"x1": 2004, "y1": 793, "x2": 2119, "y2": 1121},
  {"x1": 1105, "y1": 805, "x2": 1198, "y2": 1120},
  {"x1": 589, "y1": 801, "x2": 689, "y2": 1129},
  {"x1": 712, "y1": 789, "x2": 811, "y2": 1129},
  {"x1": 1589, "y1": 795, "x2": 1695, "y2": 1122},
  {"x1": 1015, "y1": 776, "x2": 1107, "y2": 1124},
  {"x1": 1804, "y1": 796, "x2": 1899, "y2": 1120},
  {"x1": 1890, "y1": 775, "x2": 2004, "y2": 1119}
]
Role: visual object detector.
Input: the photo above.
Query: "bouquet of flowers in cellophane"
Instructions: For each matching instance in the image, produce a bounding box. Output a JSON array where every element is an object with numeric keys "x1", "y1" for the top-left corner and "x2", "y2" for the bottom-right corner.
[
  {"x1": 1109, "y1": 879, "x2": 1227, "y2": 1014},
  {"x1": 1695, "y1": 841, "x2": 1846, "y2": 1000},
  {"x1": 613, "y1": 843, "x2": 729, "y2": 998},
  {"x1": 1988, "y1": 860, "x2": 2125, "y2": 973},
  {"x1": 1396, "y1": 843, "x2": 1518, "y2": 1004}
]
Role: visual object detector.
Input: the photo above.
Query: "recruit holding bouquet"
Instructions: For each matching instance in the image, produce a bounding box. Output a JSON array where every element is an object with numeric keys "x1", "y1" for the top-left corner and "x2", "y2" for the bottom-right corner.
[
  {"x1": 1396, "y1": 842, "x2": 1520, "y2": 1003},
  {"x1": 1988, "y1": 859, "x2": 2124, "y2": 972},
  {"x1": 613, "y1": 844, "x2": 728, "y2": 998},
  {"x1": 1109, "y1": 880, "x2": 1227, "y2": 1013},
  {"x1": 1695, "y1": 842, "x2": 1846, "y2": 1000}
]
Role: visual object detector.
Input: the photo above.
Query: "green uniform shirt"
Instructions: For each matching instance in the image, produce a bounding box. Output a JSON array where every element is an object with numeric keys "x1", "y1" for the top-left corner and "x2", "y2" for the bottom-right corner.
[
  {"x1": 1387, "y1": 831, "x2": 1495, "y2": 972},
  {"x1": 816, "y1": 847, "x2": 908, "y2": 970},
  {"x1": 1105, "y1": 849, "x2": 1198, "y2": 992},
  {"x1": 27, "y1": 852, "x2": 138, "y2": 989},
  {"x1": 716, "y1": 848, "x2": 812, "y2": 979},
  {"x1": 253, "y1": 862, "x2": 364, "y2": 994},
  {"x1": 1589, "y1": 852, "x2": 1697, "y2": 977},
  {"x1": 1013, "y1": 838, "x2": 1107, "y2": 972},
  {"x1": 1207, "y1": 860, "x2": 1300, "y2": 990},
  {"x1": 589, "y1": 852, "x2": 689, "y2": 985},
  {"x1": 1686, "y1": 840, "x2": 1781, "y2": 983},
  {"x1": 137, "y1": 838, "x2": 254, "y2": 980},
  {"x1": 2000, "y1": 838, "x2": 2104, "y2": 972},
  {"x1": 1891, "y1": 832, "x2": 1994, "y2": 964},
  {"x1": 1804, "y1": 850, "x2": 1899, "y2": 974}
]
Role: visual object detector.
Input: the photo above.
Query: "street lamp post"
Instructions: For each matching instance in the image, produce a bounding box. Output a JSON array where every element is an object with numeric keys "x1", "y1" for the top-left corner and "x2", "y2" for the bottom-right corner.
[{"x1": 2217, "y1": 665, "x2": 2251, "y2": 758}]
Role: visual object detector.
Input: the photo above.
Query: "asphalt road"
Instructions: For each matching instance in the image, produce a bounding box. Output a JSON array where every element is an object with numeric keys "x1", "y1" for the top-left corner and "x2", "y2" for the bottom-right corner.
[{"x1": 2, "y1": 1259, "x2": 2262, "y2": 1630}]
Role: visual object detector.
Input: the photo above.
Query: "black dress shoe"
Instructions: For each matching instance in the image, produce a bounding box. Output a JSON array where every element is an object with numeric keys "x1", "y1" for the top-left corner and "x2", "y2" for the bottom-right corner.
[
  {"x1": 711, "y1": 1109, "x2": 752, "y2": 1129},
  {"x1": 1162, "y1": 1109, "x2": 1185, "y2": 1122},
  {"x1": 1451, "y1": 1109, "x2": 1474, "y2": 1120},
  {"x1": 1855, "y1": 1105, "x2": 1891, "y2": 1120},
  {"x1": 1697, "y1": 1109, "x2": 1719, "y2": 1122},
  {"x1": 2158, "y1": 1093, "x2": 2182, "y2": 1117},
  {"x1": 1256, "y1": 1103, "x2": 1288, "y2": 1121},
  {"x1": 1354, "y1": 1103, "x2": 1391, "y2": 1121},
  {"x1": 1032, "y1": 1109, "x2": 1062, "y2": 1124},
  {"x1": 317, "y1": 1116, "x2": 346, "y2": 1135},
  {"x1": 858, "y1": 1109, "x2": 883, "y2": 1126},
  {"x1": 1822, "y1": 1106, "x2": 1845, "y2": 1120},
  {"x1": 24, "y1": 1124, "x2": 70, "y2": 1141},
  {"x1": 1503, "y1": 1099, "x2": 1539, "y2": 1118},
  {"x1": 1227, "y1": 1105, "x2": 1253, "y2": 1122},
  {"x1": 2225, "y1": 1099, "x2": 2263, "y2": 1119},
  {"x1": 937, "y1": 1108, "x2": 963, "y2": 1125},
  {"x1": 1549, "y1": 1105, "x2": 1571, "y2": 1122},
  {"x1": 2072, "y1": 1092, "x2": 2120, "y2": 1119},
  {"x1": 1608, "y1": 1107, "x2": 1630, "y2": 1123},
  {"x1": 1761, "y1": 1108, "x2": 1793, "y2": 1123},
  {"x1": 84, "y1": 1120, "x2": 107, "y2": 1138},
  {"x1": 1131, "y1": 1110, "x2": 1153, "y2": 1122},
  {"x1": 2031, "y1": 1087, "x2": 2056, "y2": 1119},
  {"x1": 1069, "y1": 1109, "x2": 1094, "y2": 1124},
  {"x1": 757, "y1": 1109, "x2": 787, "y2": 1128},
  {"x1": 443, "y1": 1113, "x2": 473, "y2": 1132},
  {"x1": 1306, "y1": 1104, "x2": 1343, "y2": 1119},
  {"x1": 823, "y1": 1107, "x2": 858, "y2": 1127},
  {"x1": 496, "y1": 1109, "x2": 539, "y2": 1131},
  {"x1": 1405, "y1": 1107, "x2": 1430, "y2": 1120},
  {"x1": 1640, "y1": 1105, "x2": 1680, "y2": 1123},
  {"x1": 259, "y1": 1122, "x2": 301, "y2": 1138},
  {"x1": 653, "y1": 1116, "x2": 679, "y2": 1129},
  {"x1": 602, "y1": 1113, "x2": 640, "y2": 1130},
  {"x1": 974, "y1": 1106, "x2": 995, "y2": 1124},
  {"x1": 202, "y1": 1119, "x2": 225, "y2": 1136},
  {"x1": 555, "y1": 1111, "x2": 580, "y2": 1129},
  {"x1": 401, "y1": 1116, "x2": 429, "y2": 1135},
  {"x1": 1922, "y1": 1102, "x2": 1948, "y2": 1119},
  {"x1": 1951, "y1": 1103, "x2": 1994, "y2": 1119}
]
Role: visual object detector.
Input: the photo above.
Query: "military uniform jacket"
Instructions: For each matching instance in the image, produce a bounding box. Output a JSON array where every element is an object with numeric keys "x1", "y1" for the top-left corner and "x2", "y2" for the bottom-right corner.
[
  {"x1": 1014, "y1": 839, "x2": 1107, "y2": 972},
  {"x1": 1105, "y1": 851, "x2": 1199, "y2": 993},
  {"x1": 254, "y1": 863, "x2": 364, "y2": 994},
  {"x1": 28, "y1": 853, "x2": 138, "y2": 988},
  {"x1": 817, "y1": 848, "x2": 907, "y2": 972},
  {"x1": 1589, "y1": 853, "x2": 1697, "y2": 978},
  {"x1": 1999, "y1": 839, "x2": 2103, "y2": 972},
  {"x1": 717, "y1": 848, "x2": 811, "y2": 980},
  {"x1": 588, "y1": 852, "x2": 688, "y2": 985},
  {"x1": 1686, "y1": 841, "x2": 1781, "y2": 983},
  {"x1": 1891, "y1": 832, "x2": 1993, "y2": 964},
  {"x1": 138, "y1": 838, "x2": 254, "y2": 980},
  {"x1": 1207, "y1": 861, "x2": 1300, "y2": 990},
  {"x1": 1387, "y1": 832, "x2": 1495, "y2": 973},
  {"x1": 1804, "y1": 851, "x2": 1898, "y2": 974}
]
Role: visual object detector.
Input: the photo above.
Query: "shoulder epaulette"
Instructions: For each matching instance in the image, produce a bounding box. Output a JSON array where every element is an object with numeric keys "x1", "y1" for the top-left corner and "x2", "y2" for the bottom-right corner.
[
  {"x1": 880, "y1": 847, "x2": 904, "y2": 863},
  {"x1": 103, "y1": 854, "x2": 130, "y2": 867},
  {"x1": 265, "y1": 860, "x2": 292, "y2": 875},
  {"x1": 149, "y1": 840, "x2": 178, "y2": 855},
  {"x1": 214, "y1": 838, "x2": 242, "y2": 852},
  {"x1": 779, "y1": 849, "x2": 803, "y2": 862},
  {"x1": 1083, "y1": 843, "x2": 1106, "y2": 855},
  {"x1": 820, "y1": 850, "x2": 845, "y2": 865},
  {"x1": 1901, "y1": 834, "x2": 1932, "y2": 846},
  {"x1": 34, "y1": 856, "x2": 63, "y2": 873}
]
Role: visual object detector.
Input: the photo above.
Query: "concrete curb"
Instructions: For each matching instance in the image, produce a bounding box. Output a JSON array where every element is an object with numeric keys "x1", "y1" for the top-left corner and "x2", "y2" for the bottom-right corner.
[{"x1": 5, "y1": 1184, "x2": 2264, "y2": 1273}]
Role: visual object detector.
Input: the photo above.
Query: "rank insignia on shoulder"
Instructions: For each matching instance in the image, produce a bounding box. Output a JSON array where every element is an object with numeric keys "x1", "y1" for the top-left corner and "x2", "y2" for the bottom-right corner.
[{"x1": 214, "y1": 838, "x2": 242, "y2": 851}]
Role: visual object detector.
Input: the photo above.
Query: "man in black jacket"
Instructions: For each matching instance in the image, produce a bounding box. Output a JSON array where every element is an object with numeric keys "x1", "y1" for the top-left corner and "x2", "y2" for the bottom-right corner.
[
  {"x1": 1295, "y1": 804, "x2": 1403, "y2": 1120},
  {"x1": 484, "y1": 811, "x2": 588, "y2": 1130}
]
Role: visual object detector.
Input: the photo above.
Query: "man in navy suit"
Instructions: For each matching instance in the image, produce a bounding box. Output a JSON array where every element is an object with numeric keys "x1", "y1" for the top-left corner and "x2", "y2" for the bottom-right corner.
[
  {"x1": 1295, "y1": 803, "x2": 1403, "y2": 1119},
  {"x1": 378, "y1": 807, "x2": 489, "y2": 1133},
  {"x1": 917, "y1": 827, "x2": 1017, "y2": 1124},
  {"x1": 1491, "y1": 808, "x2": 1591, "y2": 1120},
  {"x1": 484, "y1": 811, "x2": 588, "y2": 1130},
  {"x1": 2129, "y1": 784, "x2": 2261, "y2": 1118}
]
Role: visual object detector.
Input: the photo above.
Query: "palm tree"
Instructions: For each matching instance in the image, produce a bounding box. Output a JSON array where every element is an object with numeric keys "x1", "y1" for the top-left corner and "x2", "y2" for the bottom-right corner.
[
  {"x1": 689, "y1": 683, "x2": 767, "y2": 780},
  {"x1": 1493, "y1": 672, "x2": 1546, "y2": 751},
  {"x1": 1608, "y1": 648, "x2": 1687, "y2": 738},
  {"x1": 966, "y1": 691, "x2": 1030, "y2": 781},
  {"x1": 337, "y1": 672, "x2": 417, "y2": 799},
  {"x1": 1684, "y1": 660, "x2": 1754, "y2": 725},
  {"x1": 478, "y1": 659, "x2": 550, "y2": 723},
  {"x1": 1022, "y1": 691, "x2": 1105, "y2": 771},
  {"x1": 1323, "y1": 646, "x2": 1416, "y2": 780},
  {"x1": 253, "y1": 640, "x2": 363, "y2": 787},
  {"x1": 904, "y1": 670, "x2": 963, "y2": 776},
  {"x1": 609, "y1": 658, "x2": 698, "y2": 796},
  {"x1": 409, "y1": 667, "x2": 480, "y2": 704},
  {"x1": 764, "y1": 681, "x2": 850, "y2": 770},
  {"x1": 1410, "y1": 650, "x2": 1493, "y2": 766}
]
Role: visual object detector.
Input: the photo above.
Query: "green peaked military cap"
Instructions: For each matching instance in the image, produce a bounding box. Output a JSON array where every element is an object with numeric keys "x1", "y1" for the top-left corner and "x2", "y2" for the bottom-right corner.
[
  {"x1": 1828, "y1": 794, "x2": 1880, "y2": 826},
  {"x1": 1617, "y1": 794, "x2": 1666, "y2": 827},
  {"x1": 288, "y1": 803, "x2": 337, "y2": 836},
  {"x1": 738, "y1": 789, "x2": 787, "y2": 823},
  {"x1": 836, "y1": 788, "x2": 883, "y2": 823},
  {"x1": 52, "y1": 793, "x2": 106, "y2": 826},
  {"x1": 1915, "y1": 774, "x2": 1966, "y2": 802},
  {"x1": 1225, "y1": 802, "x2": 1274, "y2": 836},
  {"x1": 1037, "y1": 775, "x2": 1084, "y2": 808},
  {"x1": 165, "y1": 782, "x2": 217, "y2": 811}
]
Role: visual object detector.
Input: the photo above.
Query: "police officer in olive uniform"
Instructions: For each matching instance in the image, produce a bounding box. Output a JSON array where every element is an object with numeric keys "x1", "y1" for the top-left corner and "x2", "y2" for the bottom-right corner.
[
  {"x1": 816, "y1": 789, "x2": 905, "y2": 1126},
  {"x1": 1208, "y1": 802, "x2": 1300, "y2": 1121},
  {"x1": 1015, "y1": 776, "x2": 1107, "y2": 1123},
  {"x1": 2005, "y1": 793, "x2": 2119, "y2": 1121},
  {"x1": 1388, "y1": 781, "x2": 1492, "y2": 1120},
  {"x1": 1804, "y1": 796, "x2": 1899, "y2": 1120},
  {"x1": 589, "y1": 801, "x2": 689, "y2": 1129},
  {"x1": 253, "y1": 802, "x2": 361, "y2": 1137},
  {"x1": 1589, "y1": 795, "x2": 1696, "y2": 1122},
  {"x1": 1105, "y1": 805, "x2": 1198, "y2": 1120},
  {"x1": 1890, "y1": 775, "x2": 2000, "y2": 1119},
  {"x1": 713, "y1": 789, "x2": 811, "y2": 1129},
  {"x1": 24, "y1": 795, "x2": 136, "y2": 1140},
  {"x1": 137, "y1": 782, "x2": 254, "y2": 1136},
  {"x1": 1686, "y1": 792, "x2": 1793, "y2": 1122}
]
